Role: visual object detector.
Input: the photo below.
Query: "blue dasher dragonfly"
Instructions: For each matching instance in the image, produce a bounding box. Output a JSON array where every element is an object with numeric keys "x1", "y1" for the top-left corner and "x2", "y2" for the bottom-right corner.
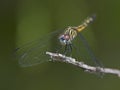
[{"x1": 16, "y1": 15, "x2": 103, "y2": 67}]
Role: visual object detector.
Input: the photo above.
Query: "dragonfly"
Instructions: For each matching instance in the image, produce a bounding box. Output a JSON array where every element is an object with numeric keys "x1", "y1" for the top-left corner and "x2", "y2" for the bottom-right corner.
[{"x1": 16, "y1": 14, "x2": 103, "y2": 67}]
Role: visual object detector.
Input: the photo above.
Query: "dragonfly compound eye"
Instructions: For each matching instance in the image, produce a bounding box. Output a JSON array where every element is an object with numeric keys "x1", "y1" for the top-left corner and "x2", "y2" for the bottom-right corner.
[{"x1": 59, "y1": 35, "x2": 68, "y2": 45}]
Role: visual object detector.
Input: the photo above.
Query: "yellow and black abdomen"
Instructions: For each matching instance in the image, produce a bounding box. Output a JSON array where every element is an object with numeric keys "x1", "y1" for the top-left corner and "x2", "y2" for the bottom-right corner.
[{"x1": 77, "y1": 15, "x2": 96, "y2": 32}]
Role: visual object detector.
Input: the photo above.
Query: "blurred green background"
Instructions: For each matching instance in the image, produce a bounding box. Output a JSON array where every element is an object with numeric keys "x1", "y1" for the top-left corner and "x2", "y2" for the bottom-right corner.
[{"x1": 0, "y1": 0, "x2": 120, "y2": 90}]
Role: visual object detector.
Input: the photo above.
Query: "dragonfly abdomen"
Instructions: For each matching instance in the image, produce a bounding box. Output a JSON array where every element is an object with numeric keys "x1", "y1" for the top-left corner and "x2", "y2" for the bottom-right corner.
[{"x1": 77, "y1": 15, "x2": 95, "y2": 32}]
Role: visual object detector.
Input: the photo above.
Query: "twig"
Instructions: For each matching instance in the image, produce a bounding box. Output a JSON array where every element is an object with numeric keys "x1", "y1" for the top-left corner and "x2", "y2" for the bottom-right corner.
[{"x1": 46, "y1": 51, "x2": 120, "y2": 77}]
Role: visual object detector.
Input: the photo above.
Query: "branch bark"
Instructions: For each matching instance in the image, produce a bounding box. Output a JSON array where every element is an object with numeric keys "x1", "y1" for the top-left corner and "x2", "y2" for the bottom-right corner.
[{"x1": 46, "y1": 51, "x2": 120, "y2": 77}]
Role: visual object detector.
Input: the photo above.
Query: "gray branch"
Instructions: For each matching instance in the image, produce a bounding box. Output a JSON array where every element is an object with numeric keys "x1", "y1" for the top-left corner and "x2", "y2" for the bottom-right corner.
[{"x1": 46, "y1": 51, "x2": 120, "y2": 77}]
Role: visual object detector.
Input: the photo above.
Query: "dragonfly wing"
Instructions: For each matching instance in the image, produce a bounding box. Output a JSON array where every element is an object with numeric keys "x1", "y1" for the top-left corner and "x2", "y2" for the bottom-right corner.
[
  {"x1": 77, "y1": 33, "x2": 103, "y2": 67},
  {"x1": 15, "y1": 29, "x2": 62, "y2": 67}
]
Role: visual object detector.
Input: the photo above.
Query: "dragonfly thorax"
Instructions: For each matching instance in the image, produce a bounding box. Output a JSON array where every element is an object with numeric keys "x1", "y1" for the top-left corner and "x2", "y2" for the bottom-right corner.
[{"x1": 59, "y1": 27, "x2": 78, "y2": 46}]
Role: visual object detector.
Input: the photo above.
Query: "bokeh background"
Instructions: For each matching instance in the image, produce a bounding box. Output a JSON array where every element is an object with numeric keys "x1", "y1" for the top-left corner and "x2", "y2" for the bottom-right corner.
[{"x1": 0, "y1": 0, "x2": 120, "y2": 90}]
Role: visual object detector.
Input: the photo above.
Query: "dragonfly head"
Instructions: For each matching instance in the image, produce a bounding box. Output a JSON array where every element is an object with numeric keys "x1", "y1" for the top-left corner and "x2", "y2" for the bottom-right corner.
[{"x1": 59, "y1": 34, "x2": 71, "y2": 46}]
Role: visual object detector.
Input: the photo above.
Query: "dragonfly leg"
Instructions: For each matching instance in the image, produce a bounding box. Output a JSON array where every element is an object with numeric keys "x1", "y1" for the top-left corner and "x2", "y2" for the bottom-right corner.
[
  {"x1": 55, "y1": 45, "x2": 64, "y2": 53},
  {"x1": 63, "y1": 44, "x2": 68, "y2": 55},
  {"x1": 68, "y1": 44, "x2": 73, "y2": 56},
  {"x1": 63, "y1": 44, "x2": 73, "y2": 56}
]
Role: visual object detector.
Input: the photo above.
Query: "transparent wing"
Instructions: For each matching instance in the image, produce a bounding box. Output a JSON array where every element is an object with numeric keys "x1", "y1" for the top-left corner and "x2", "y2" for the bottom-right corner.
[
  {"x1": 15, "y1": 29, "x2": 63, "y2": 67},
  {"x1": 72, "y1": 33, "x2": 103, "y2": 67}
]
